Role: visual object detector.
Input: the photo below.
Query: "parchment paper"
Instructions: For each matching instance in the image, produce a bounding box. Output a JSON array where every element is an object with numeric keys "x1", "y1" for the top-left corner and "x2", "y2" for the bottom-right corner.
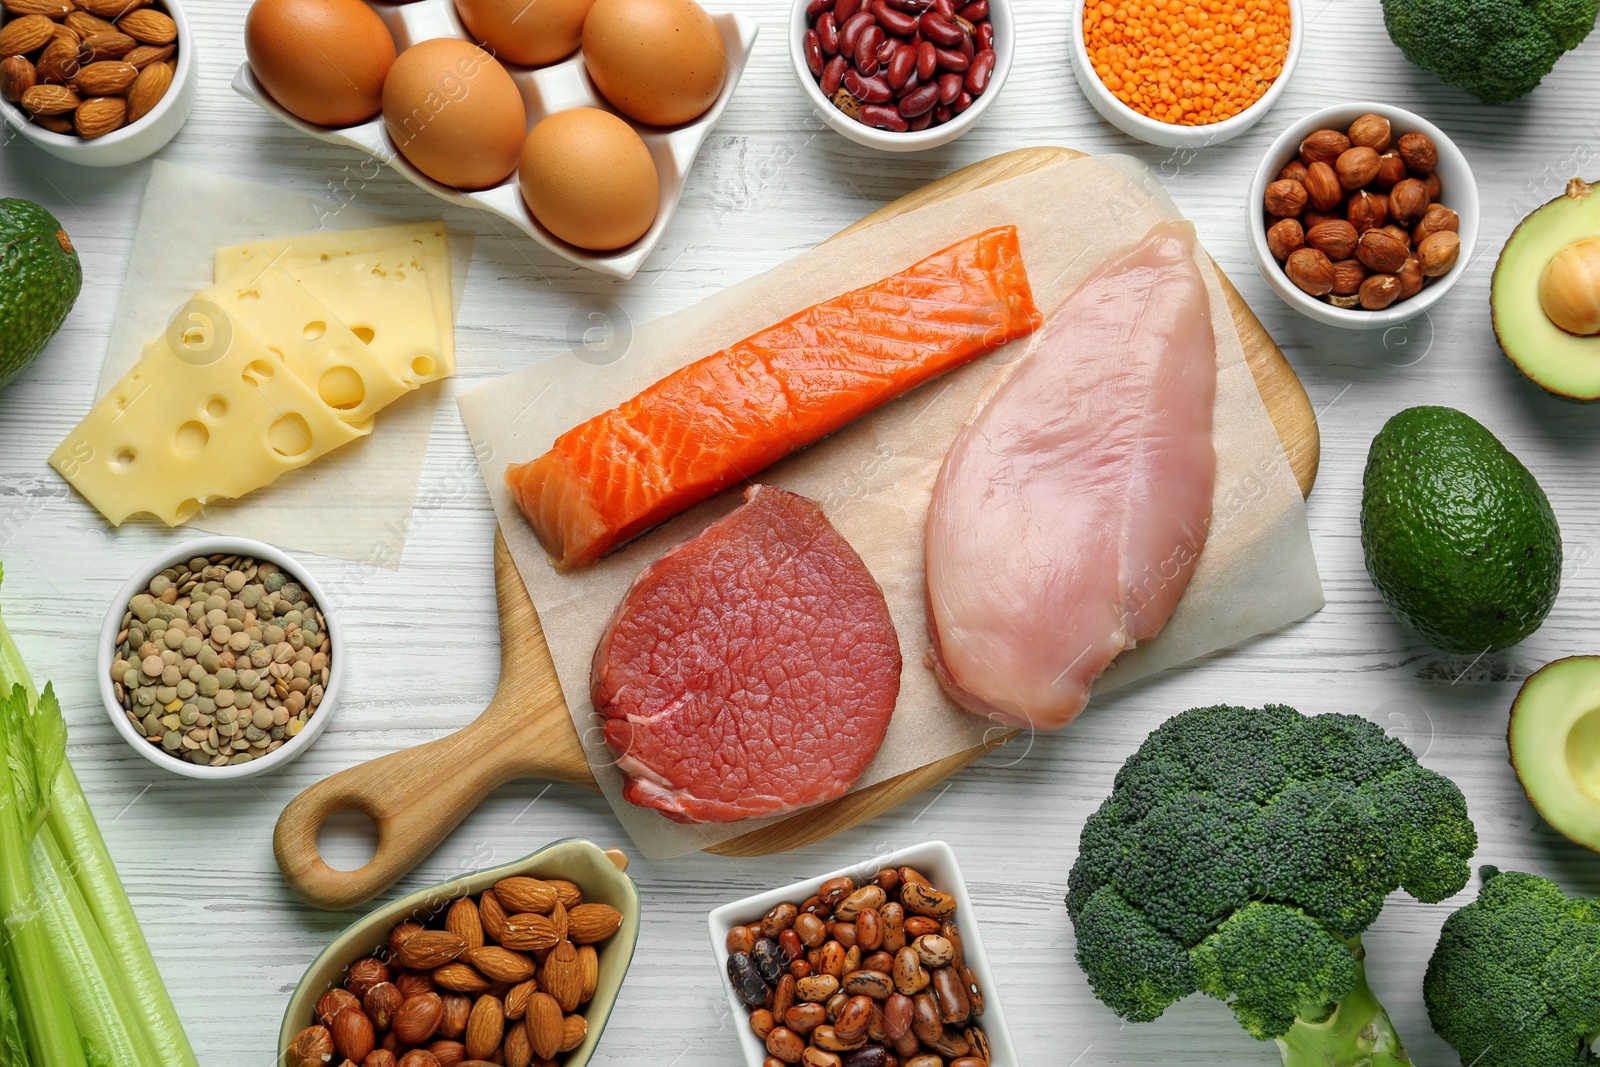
[
  {"x1": 96, "y1": 161, "x2": 474, "y2": 565},
  {"x1": 458, "y1": 154, "x2": 1325, "y2": 859}
]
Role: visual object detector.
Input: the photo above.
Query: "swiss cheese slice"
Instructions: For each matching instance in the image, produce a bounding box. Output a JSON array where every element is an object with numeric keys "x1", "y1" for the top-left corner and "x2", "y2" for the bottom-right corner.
[
  {"x1": 214, "y1": 222, "x2": 454, "y2": 387},
  {"x1": 49, "y1": 310, "x2": 368, "y2": 527},
  {"x1": 203, "y1": 255, "x2": 414, "y2": 427}
]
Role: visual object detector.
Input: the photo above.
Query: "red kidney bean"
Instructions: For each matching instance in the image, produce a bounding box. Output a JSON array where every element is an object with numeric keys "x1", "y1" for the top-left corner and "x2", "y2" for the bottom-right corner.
[
  {"x1": 834, "y1": 0, "x2": 863, "y2": 22},
  {"x1": 817, "y1": 12, "x2": 839, "y2": 53},
  {"x1": 806, "y1": 0, "x2": 833, "y2": 16},
  {"x1": 976, "y1": 20, "x2": 992, "y2": 50},
  {"x1": 936, "y1": 70, "x2": 961, "y2": 103},
  {"x1": 931, "y1": 0, "x2": 954, "y2": 17},
  {"x1": 915, "y1": 40, "x2": 937, "y2": 79},
  {"x1": 907, "y1": 109, "x2": 933, "y2": 130},
  {"x1": 837, "y1": 9, "x2": 874, "y2": 54},
  {"x1": 895, "y1": 70, "x2": 918, "y2": 96},
  {"x1": 855, "y1": 25, "x2": 885, "y2": 74},
  {"x1": 804, "y1": 30, "x2": 824, "y2": 76},
  {"x1": 933, "y1": 45, "x2": 968, "y2": 71},
  {"x1": 951, "y1": 89, "x2": 973, "y2": 112},
  {"x1": 842, "y1": 67, "x2": 892, "y2": 102},
  {"x1": 956, "y1": 29, "x2": 974, "y2": 57},
  {"x1": 820, "y1": 54, "x2": 849, "y2": 95},
  {"x1": 919, "y1": 11, "x2": 963, "y2": 45},
  {"x1": 871, "y1": 0, "x2": 920, "y2": 35},
  {"x1": 859, "y1": 104, "x2": 909, "y2": 130},
  {"x1": 898, "y1": 80, "x2": 939, "y2": 116},
  {"x1": 885, "y1": 42, "x2": 916, "y2": 88},
  {"x1": 933, "y1": 103, "x2": 952, "y2": 123},
  {"x1": 956, "y1": 0, "x2": 986, "y2": 18},
  {"x1": 877, "y1": 36, "x2": 897, "y2": 63},
  {"x1": 884, "y1": 0, "x2": 931, "y2": 9},
  {"x1": 964, "y1": 47, "x2": 993, "y2": 93}
]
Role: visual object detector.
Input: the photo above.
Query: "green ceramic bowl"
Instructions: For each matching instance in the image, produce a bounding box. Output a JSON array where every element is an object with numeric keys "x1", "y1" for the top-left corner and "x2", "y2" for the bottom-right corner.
[{"x1": 280, "y1": 838, "x2": 640, "y2": 1065}]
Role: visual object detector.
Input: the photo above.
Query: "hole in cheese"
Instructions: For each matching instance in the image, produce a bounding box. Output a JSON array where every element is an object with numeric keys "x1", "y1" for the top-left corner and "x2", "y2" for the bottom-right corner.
[
  {"x1": 319, "y1": 366, "x2": 366, "y2": 411},
  {"x1": 351, "y1": 325, "x2": 375, "y2": 345},
  {"x1": 412, "y1": 356, "x2": 436, "y2": 379},
  {"x1": 174, "y1": 421, "x2": 208, "y2": 456},
  {"x1": 268, "y1": 413, "x2": 314, "y2": 458},
  {"x1": 238, "y1": 289, "x2": 260, "y2": 302},
  {"x1": 175, "y1": 498, "x2": 202, "y2": 523},
  {"x1": 112, "y1": 448, "x2": 136, "y2": 469},
  {"x1": 206, "y1": 396, "x2": 228, "y2": 419},
  {"x1": 303, "y1": 321, "x2": 326, "y2": 341},
  {"x1": 267, "y1": 347, "x2": 286, "y2": 362},
  {"x1": 242, "y1": 360, "x2": 275, "y2": 387}
]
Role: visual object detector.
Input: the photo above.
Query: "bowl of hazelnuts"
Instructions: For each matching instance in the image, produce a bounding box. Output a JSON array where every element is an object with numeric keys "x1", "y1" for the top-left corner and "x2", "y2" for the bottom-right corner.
[{"x1": 1248, "y1": 102, "x2": 1478, "y2": 329}]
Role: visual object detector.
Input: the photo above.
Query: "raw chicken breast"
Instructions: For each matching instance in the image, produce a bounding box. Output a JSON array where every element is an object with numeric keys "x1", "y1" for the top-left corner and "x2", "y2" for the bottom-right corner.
[{"x1": 925, "y1": 221, "x2": 1217, "y2": 730}]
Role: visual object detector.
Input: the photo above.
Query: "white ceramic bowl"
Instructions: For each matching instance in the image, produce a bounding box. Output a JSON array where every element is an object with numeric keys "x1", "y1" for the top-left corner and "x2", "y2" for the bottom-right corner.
[
  {"x1": 0, "y1": 0, "x2": 196, "y2": 167},
  {"x1": 1248, "y1": 101, "x2": 1480, "y2": 330},
  {"x1": 234, "y1": 0, "x2": 754, "y2": 280},
  {"x1": 790, "y1": 0, "x2": 1013, "y2": 152},
  {"x1": 99, "y1": 536, "x2": 344, "y2": 780},
  {"x1": 1069, "y1": 0, "x2": 1301, "y2": 148},
  {"x1": 708, "y1": 840, "x2": 1017, "y2": 1067}
]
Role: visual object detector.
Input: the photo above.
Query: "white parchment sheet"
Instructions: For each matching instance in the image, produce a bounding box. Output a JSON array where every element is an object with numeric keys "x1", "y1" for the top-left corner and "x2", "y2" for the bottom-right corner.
[
  {"x1": 459, "y1": 154, "x2": 1325, "y2": 859},
  {"x1": 93, "y1": 161, "x2": 473, "y2": 565}
]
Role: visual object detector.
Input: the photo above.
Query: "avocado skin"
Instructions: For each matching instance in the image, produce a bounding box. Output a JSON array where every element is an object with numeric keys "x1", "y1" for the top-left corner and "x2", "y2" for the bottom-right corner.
[
  {"x1": 1361, "y1": 406, "x2": 1561, "y2": 654},
  {"x1": 0, "y1": 198, "x2": 82, "y2": 390}
]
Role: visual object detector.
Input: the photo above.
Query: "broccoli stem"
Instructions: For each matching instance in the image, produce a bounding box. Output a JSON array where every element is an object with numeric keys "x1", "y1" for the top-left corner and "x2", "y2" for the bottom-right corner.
[{"x1": 1274, "y1": 938, "x2": 1411, "y2": 1067}]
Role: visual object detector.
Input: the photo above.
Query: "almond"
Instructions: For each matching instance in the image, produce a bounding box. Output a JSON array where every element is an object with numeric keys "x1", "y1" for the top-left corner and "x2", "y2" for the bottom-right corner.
[
  {"x1": 19, "y1": 81, "x2": 75, "y2": 112},
  {"x1": 465, "y1": 945, "x2": 535, "y2": 984},
  {"x1": 463, "y1": 995, "x2": 504, "y2": 1062},
  {"x1": 494, "y1": 877, "x2": 556, "y2": 915},
  {"x1": 115, "y1": 7, "x2": 173, "y2": 43},
  {"x1": 2, "y1": 0, "x2": 69, "y2": 15},
  {"x1": 72, "y1": 58, "x2": 133, "y2": 93},
  {"x1": 501, "y1": 1024, "x2": 533, "y2": 1067},
  {"x1": 0, "y1": 13, "x2": 54, "y2": 53},
  {"x1": 577, "y1": 944, "x2": 597, "y2": 1003},
  {"x1": 122, "y1": 40, "x2": 168, "y2": 66},
  {"x1": 444, "y1": 897, "x2": 485, "y2": 950},
  {"x1": 559, "y1": 1014, "x2": 587, "y2": 1054},
  {"x1": 1, "y1": 55, "x2": 35, "y2": 102},
  {"x1": 565, "y1": 903, "x2": 623, "y2": 945},
  {"x1": 33, "y1": 35, "x2": 78, "y2": 81},
  {"x1": 498, "y1": 913, "x2": 559, "y2": 952},
  {"x1": 391, "y1": 992, "x2": 444, "y2": 1046},
  {"x1": 78, "y1": 0, "x2": 142, "y2": 16},
  {"x1": 29, "y1": 109, "x2": 69, "y2": 131},
  {"x1": 395, "y1": 930, "x2": 467, "y2": 970},
  {"x1": 77, "y1": 29, "x2": 134, "y2": 59},
  {"x1": 425, "y1": 1040, "x2": 464, "y2": 1067},
  {"x1": 477, "y1": 889, "x2": 510, "y2": 945},
  {"x1": 548, "y1": 880, "x2": 583, "y2": 909},
  {"x1": 330, "y1": 1007, "x2": 376, "y2": 1064},
  {"x1": 539, "y1": 940, "x2": 582, "y2": 1013},
  {"x1": 503, "y1": 978, "x2": 537, "y2": 1020},
  {"x1": 432, "y1": 961, "x2": 491, "y2": 995},
  {"x1": 63, "y1": 9, "x2": 117, "y2": 35},
  {"x1": 523, "y1": 992, "x2": 562, "y2": 1061}
]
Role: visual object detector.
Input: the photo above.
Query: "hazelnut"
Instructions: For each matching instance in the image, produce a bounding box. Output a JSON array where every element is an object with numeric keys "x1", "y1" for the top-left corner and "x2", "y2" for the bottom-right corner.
[
  {"x1": 1279, "y1": 160, "x2": 1309, "y2": 184},
  {"x1": 330, "y1": 1007, "x2": 376, "y2": 1065},
  {"x1": 1330, "y1": 258, "x2": 1369, "y2": 296},
  {"x1": 1264, "y1": 178, "x2": 1308, "y2": 218},
  {"x1": 345, "y1": 958, "x2": 391, "y2": 1000},
  {"x1": 1379, "y1": 224, "x2": 1412, "y2": 250},
  {"x1": 364, "y1": 982, "x2": 404, "y2": 1031},
  {"x1": 1396, "y1": 256, "x2": 1425, "y2": 299},
  {"x1": 1389, "y1": 178, "x2": 1431, "y2": 226},
  {"x1": 1397, "y1": 131, "x2": 1438, "y2": 173},
  {"x1": 319, "y1": 989, "x2": 362, "y2": 1026},
  {"x1": 1417, "y1": 230, "x2": 1461, "y2": 277},
  {"x1": 1425, "y1": 171, "x2": 1442, "y2": 200},
  {"x1": 1413, "y1": 203, "x2": 1459, "y2": 243},
  {"x1": 1267, "y1": 217, "x2": 1305, "y2": 261},
  {"x1": 1374, "y1": 151, "x2": 1408, "y2": 191},
  {"x1": 1301, "y1": 208, "x2": 1342, "y2": 232},
  {"x1": 1306, "y1": 219, "x2": 1358, "y2": 260},
  {"x1": 1300, "y1": 128, "x2": 1351, "y2": 167},
  {"x1": 397, "y1": 1052, "x2": 442, "y2": 1067},
  {"x1": 1304, "y1": 162, "x2": 1343, "y2": 212},
  {"x1": 436, "y1": 994, "x2": 471, "y2": 1040},
  {"x1": 1357, "y1": 229, "x2": 1410, "y2": 274},
  {"x1": 1346, "y1": 190, "x2": 1388, "y2": 234},
  {"x1": 362, "y1": 1052, "x2": 398, "y2": 1067},
  {"x1": 389, "y1": 921, "x2": 425, "y2": 960},
  {"x1": 288, "y1": 1025, "x2": 336, "y2": 1067},
  {"x1": 1329, "y1": 292, "x2": 1362, "y2": 309},
  {"x1": 1348, "y1": 113, "x2": 1393, "y2": 152},
  {"x1": 0, "y1": 55, "x2": 35, "y2": 103},
  {"x1": 1359, "y1": 273, "x2": 1402, "y2": 310},
  {"x1": 394, "y1": 971, "x2": 434, "y2": 1000},
  {"x1": 1335, "y1": 146, "x2": 1381, "y2": 190},
  {"x1": 1285, "y1": 248, "x2": 1336, "y2": 296}
]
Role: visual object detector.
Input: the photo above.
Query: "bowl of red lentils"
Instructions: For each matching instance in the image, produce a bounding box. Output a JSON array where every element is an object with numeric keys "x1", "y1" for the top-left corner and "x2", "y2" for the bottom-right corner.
[{"x1": 1070, "y1": 0, "x2": 1302, "y2": 148}]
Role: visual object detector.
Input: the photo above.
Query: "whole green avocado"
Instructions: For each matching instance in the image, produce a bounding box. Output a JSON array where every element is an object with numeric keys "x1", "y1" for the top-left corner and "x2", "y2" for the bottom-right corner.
[
  {"x1": 1380, "y1": 0, "x2": 1600, "y2": 103},
  {"x1": 0, "y1": 198, "x2": 82, "y2": 390},
  {"x1": 1361, "y1": 406, "x2": 1561, "y2": 654}
]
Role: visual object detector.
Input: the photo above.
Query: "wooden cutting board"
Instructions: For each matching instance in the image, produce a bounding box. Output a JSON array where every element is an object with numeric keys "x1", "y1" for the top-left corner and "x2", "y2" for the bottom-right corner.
[{"x1": 275, "y1": 147, "x2": 1320, "y2": 909}]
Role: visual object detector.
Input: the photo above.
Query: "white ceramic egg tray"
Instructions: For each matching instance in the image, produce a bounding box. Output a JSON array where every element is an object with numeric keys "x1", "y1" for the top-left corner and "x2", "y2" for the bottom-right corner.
[{"x1": 233, "y1": 0, "x2": 755, "y2": 279}]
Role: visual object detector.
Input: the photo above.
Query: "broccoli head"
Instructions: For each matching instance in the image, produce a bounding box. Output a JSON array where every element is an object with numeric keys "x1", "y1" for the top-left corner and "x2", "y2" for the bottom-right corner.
[
  {"x1": 1381, "y1": 0, "x2": 1600, "y2": 103},
  {"x1": 1424, "y1": 866, "x2": 1600, "y2": 1067},
  {"x1": 1067, "y1": 704, "x2": 1477, "y2": 1067}
]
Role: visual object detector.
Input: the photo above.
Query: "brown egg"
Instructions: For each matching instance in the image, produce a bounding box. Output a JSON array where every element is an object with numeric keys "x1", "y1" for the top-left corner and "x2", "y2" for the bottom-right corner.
[
  {"x1": 581, "y1": 0, "x2": 726, "y2": 127},
  {"x1": 382, "y1": 39, "x2": 526, "y2": 191},
  {"x1": 246, "y1": 0, "x2": 396, "y2": 127},
  {"x1": 455, "y1": 0, "x2": 597, "y2": 67},
  {"x1": 518, "y1": 108, "x2": 659, "y2": 251}
]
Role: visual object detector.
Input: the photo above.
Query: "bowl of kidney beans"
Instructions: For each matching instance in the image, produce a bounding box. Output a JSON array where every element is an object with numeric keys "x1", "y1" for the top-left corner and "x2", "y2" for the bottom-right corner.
[{"x1": 791, "y1": 0, "x2": 1010, "y2": 150}]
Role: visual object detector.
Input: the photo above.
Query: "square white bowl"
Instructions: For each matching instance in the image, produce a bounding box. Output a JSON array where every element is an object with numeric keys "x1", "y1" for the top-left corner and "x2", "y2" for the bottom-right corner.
[
  {"x1": 233, "y1": 0, "x2": 755, "y2": 279},
  {"x1": 707, "y1": 840, "x2": 1017, "y2": 1066}
]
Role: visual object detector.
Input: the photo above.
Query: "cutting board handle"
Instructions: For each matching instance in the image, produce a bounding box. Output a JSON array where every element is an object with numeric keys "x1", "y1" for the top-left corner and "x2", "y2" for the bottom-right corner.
[{"x1": 274, "y1": 532, "x2": 597, "y2": 910}]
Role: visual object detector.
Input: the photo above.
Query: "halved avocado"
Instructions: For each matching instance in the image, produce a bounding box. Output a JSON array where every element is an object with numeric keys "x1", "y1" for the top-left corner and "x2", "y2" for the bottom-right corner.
[
  {"x1": 1493, "y1": 178, "x2": 1600, "y2": 400},
  {"x1": 1509, "y1": 656, "x2": 1600, "y2": 854}
]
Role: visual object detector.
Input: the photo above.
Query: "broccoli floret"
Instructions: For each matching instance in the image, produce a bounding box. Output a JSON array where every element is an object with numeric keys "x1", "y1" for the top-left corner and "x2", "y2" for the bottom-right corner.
[
  {"x1": 1424, "y1": 866, "x2": 1600, "y2": 1066},
  {"x1": 1068, "y1": 704, "x2": 1477, "y2": 1067},
  {"x1": 1381, "y1": 0, "x2": 1600, "y2": 103}
]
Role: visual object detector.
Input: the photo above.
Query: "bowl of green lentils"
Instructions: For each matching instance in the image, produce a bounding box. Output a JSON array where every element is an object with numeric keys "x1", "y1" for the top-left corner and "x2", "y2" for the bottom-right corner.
[{"x1": 99, "y1": 537, "x2": 344, "y2": 780}]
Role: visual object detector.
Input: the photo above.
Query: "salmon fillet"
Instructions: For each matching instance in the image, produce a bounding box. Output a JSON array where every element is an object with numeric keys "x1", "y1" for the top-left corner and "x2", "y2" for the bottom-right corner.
[
  {"x1": 925, "y1": 221, "x2": 1218, "y2": 731},
  {"x1": 507, "y1": 227, "x2": 1041, "y2": 570}
]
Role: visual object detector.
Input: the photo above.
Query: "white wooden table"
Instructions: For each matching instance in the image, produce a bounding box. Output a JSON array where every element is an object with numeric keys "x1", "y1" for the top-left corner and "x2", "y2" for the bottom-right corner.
[{"x1": 4, "y1": 0, "x2": 1600, "y2": 1062}]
